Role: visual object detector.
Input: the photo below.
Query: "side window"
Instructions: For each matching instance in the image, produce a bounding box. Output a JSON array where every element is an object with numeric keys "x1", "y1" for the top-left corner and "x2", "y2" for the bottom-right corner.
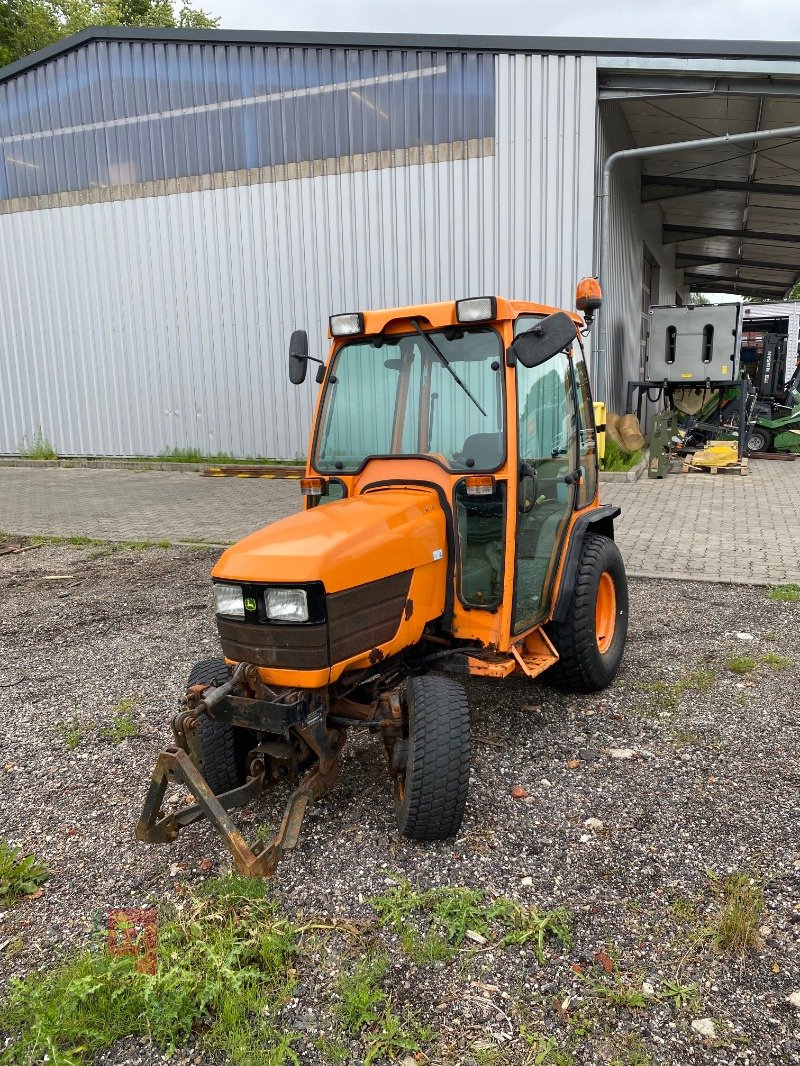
[{"x1": 572, "y1": 352, "x2": 597, "y2": 508}]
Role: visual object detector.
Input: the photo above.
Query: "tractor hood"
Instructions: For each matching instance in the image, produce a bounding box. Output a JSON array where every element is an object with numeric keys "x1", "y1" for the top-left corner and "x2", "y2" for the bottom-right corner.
[{"x1": 212, "y1": 486, "x2": 447, "y2": 594}]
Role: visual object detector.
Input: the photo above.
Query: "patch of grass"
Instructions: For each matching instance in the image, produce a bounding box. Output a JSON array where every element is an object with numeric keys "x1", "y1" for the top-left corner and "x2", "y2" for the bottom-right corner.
[
  {"x1": 18, "y1": 427, "x2": 57, "y2": 460},
  {"x1": 313, "y1": 1035, "x2": 349, "y2": 1064},
  {"x1": 23, "y1": 534, "x2": 172, "y2": 552},
  {"x1": 0, "y1": 884, "x2": 301, "y2": 1064},
  {"x1": 57, "y1": 716, "x2": 90, "y2": 749},
  {"x1": 333, "y1": 953, "x2": 388, "y2": 1034},
  {"x1": 726, "y1": 655, "x2": 756, "y2": 675},
  {"x1": 578, "y1": 968, "x2": 651, "y2": 1010},
  {"x1": 707, "y1": 872, "x2": 764, "y2": 955},
  {"x1": 636, "y1": 669, "x2": 714, "y2": 711},
  {"x1": 0, "y1": 841, "x2": 49, "y2": 903},
  {"x1": 602, "y1": 438, "x2": 643, "y2": 473},
  {"x1": 609, "y1": 1034, "x2": 652, "y2": 1066},
  {"x1": 761, "y1": 652, "x2": 791, "y2": 671},
  {"x1": 158, "y1": 447, "x2": 304, "y2": 466},
  {"x1": 520, "y1": 1031, "x2": 575, "y2": 1065},
  {"x1": 331, "y1": 952, "x2": 427, "y2": 1064},
  {"x1": 370, "y1": 878, "x2": 571, "y2": 964},
  {"x1": 99, "y1": 697, "x2": 138, "y2": 744},
  {"x1": 400, "y1": 926, "x2": 456, "y2": 965},
  {"x1": 767, "y1": 583, "x2": 800, "y2": 602}
]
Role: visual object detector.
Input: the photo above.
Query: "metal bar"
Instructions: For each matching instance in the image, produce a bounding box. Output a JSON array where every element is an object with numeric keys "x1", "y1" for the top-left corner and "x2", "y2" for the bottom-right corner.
[
  {"x1": 642, "y1": 174, "x2": 800, "y2": 200},
  {"x1": 597, "y1": 122, "x2": 800, "y2": 401},
  {"x1": 663, "y1": 223, "x2": 800, "y2": 245},
  {"x1": 676, "y1": 252, "x2": 797, "y2": 273},
  {"x1": 683, "y1": 272, "x2": 789, "y2": 291},
  {"x1": 600, "y1": 74, "x2": 800, "y2": 100}
]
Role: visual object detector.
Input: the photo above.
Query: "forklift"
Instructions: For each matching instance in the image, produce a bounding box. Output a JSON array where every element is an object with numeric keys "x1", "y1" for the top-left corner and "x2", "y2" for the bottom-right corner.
[{"x1": 137, "y1": 283, "x2": 628, "y2": 876}]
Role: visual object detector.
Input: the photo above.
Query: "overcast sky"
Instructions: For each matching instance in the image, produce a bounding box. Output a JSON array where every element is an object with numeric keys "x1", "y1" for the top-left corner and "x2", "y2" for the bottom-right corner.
[{"x1": 200, "y1": 0, "x2": 800, "y2": 41}]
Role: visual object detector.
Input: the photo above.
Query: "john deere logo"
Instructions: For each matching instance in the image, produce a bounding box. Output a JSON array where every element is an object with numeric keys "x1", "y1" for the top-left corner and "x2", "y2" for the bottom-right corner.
[{"x1": 244, "y1": 597, "x2": 257, "y2": 612}]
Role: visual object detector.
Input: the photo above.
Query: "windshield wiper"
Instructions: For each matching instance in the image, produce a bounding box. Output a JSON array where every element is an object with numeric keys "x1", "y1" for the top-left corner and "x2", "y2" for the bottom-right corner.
[{"x1": 411, "y1": 320, "x2": 486, "y2": 417}]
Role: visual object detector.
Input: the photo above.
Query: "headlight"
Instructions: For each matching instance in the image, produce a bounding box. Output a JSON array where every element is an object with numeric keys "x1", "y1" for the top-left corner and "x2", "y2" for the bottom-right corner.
[
  {"x1": 212, "y1": 583, "x2": 245, "y2": 619},
  {"x1": 266, "y1": 588, "x2": 309, "y2": 622},
  {"x1": 329, "y1": 312, "x2": 364, "y2": 336}
]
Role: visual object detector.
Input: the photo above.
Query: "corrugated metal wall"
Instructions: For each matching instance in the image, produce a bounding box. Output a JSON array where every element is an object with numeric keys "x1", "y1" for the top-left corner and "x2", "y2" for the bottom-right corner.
[
  {"x1": 0, "y1": 41, "x2": 597, "y2": 458},
  {"x1": 595, "y1": 101, "x2": 682, "y2": 415}
]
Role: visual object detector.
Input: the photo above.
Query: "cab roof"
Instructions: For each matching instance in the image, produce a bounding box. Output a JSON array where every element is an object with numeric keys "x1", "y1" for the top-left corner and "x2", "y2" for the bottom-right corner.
[{"x1": 329, "y1": 298, "x2": 582, "y2": 337}]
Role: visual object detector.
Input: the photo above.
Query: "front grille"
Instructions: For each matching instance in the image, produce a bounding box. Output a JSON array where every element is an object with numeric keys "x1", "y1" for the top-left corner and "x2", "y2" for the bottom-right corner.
[{"x1": 215, "y1": 570, "x2": 412, "y2": 671}]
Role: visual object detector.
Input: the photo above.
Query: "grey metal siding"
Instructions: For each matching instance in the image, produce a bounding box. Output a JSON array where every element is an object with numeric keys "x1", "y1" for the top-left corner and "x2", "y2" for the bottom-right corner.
[{"x1": 0, "y1": 43, "x2": 597, "y2": 458}]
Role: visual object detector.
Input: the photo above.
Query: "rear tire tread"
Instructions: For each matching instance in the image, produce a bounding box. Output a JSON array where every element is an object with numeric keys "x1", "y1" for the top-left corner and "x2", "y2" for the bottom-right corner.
[{"x1": 546, "y1": 533, "x2": 628, "y2": 694}]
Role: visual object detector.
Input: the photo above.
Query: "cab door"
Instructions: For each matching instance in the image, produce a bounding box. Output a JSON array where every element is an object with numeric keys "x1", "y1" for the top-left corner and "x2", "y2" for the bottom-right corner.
[{"x1": 512, "y1": 347, "x2": 578, "y2": 635}]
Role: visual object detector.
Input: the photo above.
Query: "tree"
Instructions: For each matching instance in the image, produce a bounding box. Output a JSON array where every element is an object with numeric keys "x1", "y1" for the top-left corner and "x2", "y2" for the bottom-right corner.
[
  {"x1": 689, "y1": 292, "x2": 711, "y2": 305},
  {"x1": 0, "y1": 0, "x2": 218, "y2": 68}
]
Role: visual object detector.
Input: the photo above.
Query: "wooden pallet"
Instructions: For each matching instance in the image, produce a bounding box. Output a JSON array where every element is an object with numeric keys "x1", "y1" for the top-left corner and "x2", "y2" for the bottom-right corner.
[{"x1": 681, "y1": 456, "x2": 749, "y2": 476}]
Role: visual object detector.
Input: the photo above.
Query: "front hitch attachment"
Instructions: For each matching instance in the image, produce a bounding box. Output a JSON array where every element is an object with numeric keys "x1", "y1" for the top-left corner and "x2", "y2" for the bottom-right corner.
[{"x1": 135, "y1": 669, "x2": 343, "y2": 877}]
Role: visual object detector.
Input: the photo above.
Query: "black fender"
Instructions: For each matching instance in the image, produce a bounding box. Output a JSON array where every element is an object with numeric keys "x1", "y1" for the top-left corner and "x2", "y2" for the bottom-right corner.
[{"x1": 551, "y1": 505, "x2": 621, "y2": 624}]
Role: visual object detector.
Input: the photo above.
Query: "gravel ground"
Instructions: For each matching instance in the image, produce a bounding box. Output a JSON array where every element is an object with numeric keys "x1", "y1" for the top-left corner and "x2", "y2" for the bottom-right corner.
[{"x1": 1, "y1": 543, "x2": 799, "y2": 1065}]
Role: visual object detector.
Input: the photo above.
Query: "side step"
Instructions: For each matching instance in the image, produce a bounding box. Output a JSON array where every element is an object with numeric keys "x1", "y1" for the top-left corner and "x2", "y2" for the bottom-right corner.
[
  {"x1": 510, "y1": 628, "x2": 559, "y2": 679},
  {"x1": 466, "y1": 628, "x2": 559, "y2": 681}
]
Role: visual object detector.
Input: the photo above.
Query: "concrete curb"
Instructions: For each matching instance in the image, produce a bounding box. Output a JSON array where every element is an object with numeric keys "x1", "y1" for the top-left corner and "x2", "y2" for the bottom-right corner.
[
  {"x1": 0, "y1": 457, "x2": 305, "y2": 474},
  {"x1": 599, "y1": 457, "x2": 647, "y2": 483}
]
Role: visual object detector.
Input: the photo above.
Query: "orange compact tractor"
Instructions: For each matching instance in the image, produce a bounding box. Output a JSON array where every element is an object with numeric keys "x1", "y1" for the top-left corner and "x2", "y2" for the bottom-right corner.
[{"x1": 137, "y1": 284, "x2": 627, "y2": 875}]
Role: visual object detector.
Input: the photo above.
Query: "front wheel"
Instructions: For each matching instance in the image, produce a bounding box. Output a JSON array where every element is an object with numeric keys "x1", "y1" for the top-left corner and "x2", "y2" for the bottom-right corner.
[
  {"x1": 546, "y1": 533, "x2": 628, "y2": 693},
  {"x1": 394, "y1": 675, "x2": 471, "y2": 841},
  {"x1": 186, "y1": 658, "x2": 252, "y2": 795}
]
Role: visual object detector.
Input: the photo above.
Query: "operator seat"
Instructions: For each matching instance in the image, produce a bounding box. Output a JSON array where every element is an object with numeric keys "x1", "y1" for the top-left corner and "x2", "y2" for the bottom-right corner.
[{"x1": 460, "y1": 432, "x2": 503, "y2": 469}]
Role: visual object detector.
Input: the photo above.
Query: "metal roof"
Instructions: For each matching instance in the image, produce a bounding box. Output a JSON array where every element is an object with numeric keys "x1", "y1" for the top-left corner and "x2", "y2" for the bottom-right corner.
[
  {"x1": 3, "y1": 27, "x2": 800, "y2": 299},
  {"x1": 2, "y1": 27, "x2": 800, "y2": 84},
  {"x1": 608, "y1": 80, "x2": 800, "y2": 299}
]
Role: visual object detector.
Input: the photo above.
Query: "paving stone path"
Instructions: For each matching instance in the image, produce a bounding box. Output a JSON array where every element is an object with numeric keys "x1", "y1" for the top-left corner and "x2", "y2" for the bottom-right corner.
[{"x1": 1, "y1": 462, "x2": 798, "y2": 585}]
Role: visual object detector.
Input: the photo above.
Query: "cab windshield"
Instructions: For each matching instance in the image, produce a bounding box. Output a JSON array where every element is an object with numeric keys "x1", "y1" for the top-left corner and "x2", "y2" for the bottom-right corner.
[{"x1": 313, "y1": 326, "x2": 504, "y2": 473}]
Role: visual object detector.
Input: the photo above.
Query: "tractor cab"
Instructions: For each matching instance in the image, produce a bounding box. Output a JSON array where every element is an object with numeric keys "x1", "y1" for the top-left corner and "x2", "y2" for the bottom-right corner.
[{"x1": 137, "y1": 284, "x2": 627, "y2": 877}]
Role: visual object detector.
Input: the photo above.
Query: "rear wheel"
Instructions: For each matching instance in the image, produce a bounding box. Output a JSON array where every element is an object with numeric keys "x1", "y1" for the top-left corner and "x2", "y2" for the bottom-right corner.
[
  {"x1": 394, "y1": 675, "x2": 471, "y2": 841},
  {"x1": 186, "y1": 658, "x2": 251, "y2": 795},
  {"x1": 546, "y1": 533, "x2": 628, "y2": 693},
  {"x1": 747, "y1": 426, "x2": 773, "y2": 453}
]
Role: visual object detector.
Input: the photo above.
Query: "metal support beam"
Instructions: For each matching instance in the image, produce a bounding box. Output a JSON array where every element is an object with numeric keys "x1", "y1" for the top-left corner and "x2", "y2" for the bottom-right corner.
[
  {"x1": 599, "y1": 73, "x2": 800, "y2": 100},
  {"x1": 663, "y1": 223, "x2": 800, "y2": 245},
  {"x1": 683, "y1": 273, "x2": 789, "y2": 295},
  {"x1": 675, "y1": 252, "x2": 797, "y2": 273},
  {"x1": 642, "y1": 174, "x2": 800, "y2": 202},
  {"x1": 596, "y1": 121, "x2": 800, "y2": 403}
]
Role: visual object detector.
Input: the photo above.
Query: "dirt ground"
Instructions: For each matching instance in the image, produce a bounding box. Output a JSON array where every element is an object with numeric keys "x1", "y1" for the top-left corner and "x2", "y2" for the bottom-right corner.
[{"x1": 1, "y1": 543, "x2": 799, "y2": 1065}]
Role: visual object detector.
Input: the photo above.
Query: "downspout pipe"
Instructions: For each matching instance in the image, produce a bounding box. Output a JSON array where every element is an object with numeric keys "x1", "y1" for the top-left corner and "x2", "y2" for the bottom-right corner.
[{"x1": 595, "y1": 122, "x2": 800, "y2": 404}]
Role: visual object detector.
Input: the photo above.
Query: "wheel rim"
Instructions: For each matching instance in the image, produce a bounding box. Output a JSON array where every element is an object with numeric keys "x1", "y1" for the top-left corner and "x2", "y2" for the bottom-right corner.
[
  {"x1": 595, "y1": 571, "x2": 617, "y2": 655},
  {"x1": 749, "y1": 431, "x2": 767, "y2": 451}
]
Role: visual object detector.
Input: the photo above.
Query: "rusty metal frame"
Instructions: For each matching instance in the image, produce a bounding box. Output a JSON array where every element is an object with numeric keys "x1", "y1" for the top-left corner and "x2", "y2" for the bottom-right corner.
[{"x1": 136, "y1": 663, "x2": 345, "y2": 877}]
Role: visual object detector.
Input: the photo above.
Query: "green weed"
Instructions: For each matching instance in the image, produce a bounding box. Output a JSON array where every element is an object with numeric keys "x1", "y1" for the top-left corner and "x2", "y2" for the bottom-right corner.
[
  {"x1": 609, "y1": 1033, "x2": 652, "y2": 1066},
  {"x1": 57, "y1": 716, "x2": 89, "y2": 749},
  {"x1": 577, "y1": 968, "x2": 651, "y2": 1010},
  {"x1": 636, "y1": 669, "x2": 714, "y2": 711},
  {"x1": 0, "y1": 841, "x2": 49, "y2": 903},
  {"x1": 0, "y1": 885, "x2": 300, "y2": 1064},
  {"x1": 18, "y1": 427, "x2": 57, "y2": 460},
  {"x1": 370, "y1": 877, "x2": 571, "y2": 963},
  {"x1": 660, "y1": 979, "x2": 699, "y2": 1010},
  {"x1": 99, "y1": 698, "x2": 138, "y2": 743},
  {"x1": 767, "y1": 583, "x2": 800, "y2": 602},
  {"x1": 726, "y1": 655, "x2": 756, "y2": 675},
  {"x1": 708, "y1": 872, "x2": 764, "y2": 955},
  {"x1": 761, "y1": 652, "x2": 791, "y2": 671},
  {"x1": 520, "y1": 1030, "x2": 575, "y2": 1064},
  {"x1": 158, "y1": 448, "x2": 303, "y2": 466},
  {"x1": 333, "y1": 953, "x2": 388, "y2": 1034}
]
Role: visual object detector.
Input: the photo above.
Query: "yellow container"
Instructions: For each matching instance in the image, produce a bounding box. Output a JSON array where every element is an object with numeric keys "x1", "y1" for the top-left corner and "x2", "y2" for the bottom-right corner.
[{"x1": 593, "y1": 401, "x2": 606, "y2": 461}]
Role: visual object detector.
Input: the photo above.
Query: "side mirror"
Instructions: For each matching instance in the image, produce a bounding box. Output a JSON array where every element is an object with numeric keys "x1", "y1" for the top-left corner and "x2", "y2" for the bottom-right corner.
[
  {"x1": 289, "y1": 329, "x2": 309, "y2": 385},
  {"x1": 511, "y1": 312, "x2": 577, "y2": 368}
]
